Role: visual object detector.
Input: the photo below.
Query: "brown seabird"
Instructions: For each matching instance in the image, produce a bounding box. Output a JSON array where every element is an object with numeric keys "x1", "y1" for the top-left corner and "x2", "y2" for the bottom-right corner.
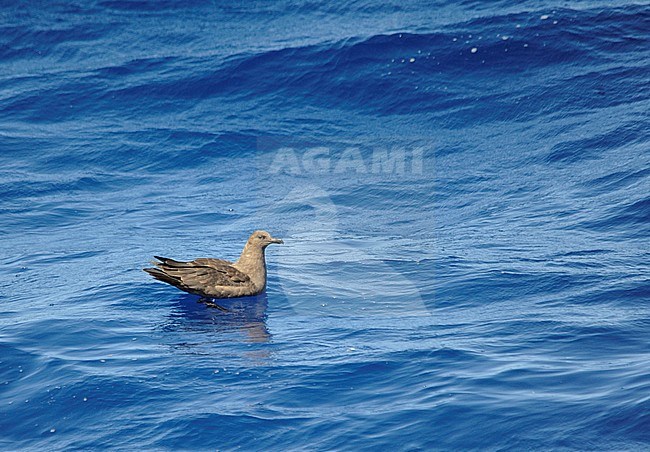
[{"x1": 144, "y1": 230, "x2": 283, "y2": 299}]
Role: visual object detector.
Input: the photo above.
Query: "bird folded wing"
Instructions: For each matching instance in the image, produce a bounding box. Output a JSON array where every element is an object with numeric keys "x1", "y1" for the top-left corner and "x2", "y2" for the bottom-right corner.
[{"x1": 153, "y1": 256, "x2": 251, "y2": 289}]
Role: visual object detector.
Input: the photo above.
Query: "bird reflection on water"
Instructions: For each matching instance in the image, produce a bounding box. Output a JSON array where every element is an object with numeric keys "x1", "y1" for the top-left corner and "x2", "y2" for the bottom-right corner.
[{"x1": 164, "y1": 292, "x2": 271, "y2": 346}]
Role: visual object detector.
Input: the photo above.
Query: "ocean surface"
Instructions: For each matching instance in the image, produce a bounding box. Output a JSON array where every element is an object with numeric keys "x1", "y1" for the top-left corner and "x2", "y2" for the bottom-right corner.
[{"x1": 1, "y1": 0, "x2": 649, "y2": 450}]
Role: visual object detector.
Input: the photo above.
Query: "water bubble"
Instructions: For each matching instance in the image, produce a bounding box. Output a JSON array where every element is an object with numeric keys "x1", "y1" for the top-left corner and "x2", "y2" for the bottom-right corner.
[
  {"x1": 541, "y1": 14, "x2": 549, "y2": 20},
  {"x1": 50, "y1": 428, "x2": 56, "y2": 433},
  {"x1": 471, "y1": 47, "x2": 478, "y2": 53},
  {"x1": 409, "y1": 57, "x2": 415, "y2": 63}
]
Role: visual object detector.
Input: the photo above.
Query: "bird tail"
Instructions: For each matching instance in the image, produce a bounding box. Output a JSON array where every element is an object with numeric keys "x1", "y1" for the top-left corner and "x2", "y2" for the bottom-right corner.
[
  {"x1": 143, "y1": 267, "x2": 181, "y2": 287},
  {"x1": 153, "y1": 255, "x2": 188, "y2": 268}
]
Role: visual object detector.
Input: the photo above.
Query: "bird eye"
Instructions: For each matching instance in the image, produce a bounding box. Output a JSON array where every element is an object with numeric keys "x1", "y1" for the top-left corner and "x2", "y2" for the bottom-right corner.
[{"x1": 258, "y1": 235, "x2": 265, "y2": 239}]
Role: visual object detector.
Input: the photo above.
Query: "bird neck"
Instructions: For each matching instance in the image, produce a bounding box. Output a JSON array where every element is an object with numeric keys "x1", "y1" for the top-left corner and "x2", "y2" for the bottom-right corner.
[{"x1": 235, "y1": 243, "x2": 267, "y2": 290}]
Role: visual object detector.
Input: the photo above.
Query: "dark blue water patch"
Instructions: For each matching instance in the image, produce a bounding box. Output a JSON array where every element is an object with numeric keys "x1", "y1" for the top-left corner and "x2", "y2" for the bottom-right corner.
[
  {"x1": 0, "y1": 343, "x2": 38, "y2": 387},
  {"x1": 0, "y1": 202, "x2": 96, "y2": 232},
  {"x1": 3, "y1": 3, "x2": 646, "y2": 133},
  {"x1": 579, "y1": 196, "x2": 650, "y2": 236},
  {"x1": 547, "y1": 65, "x2": 650, "y2": 111},
  {"x1": 0, "y1": 136, "x2": 65, "y2": 172},
  {"x1": 331, "y1": 182, "x2": 435, "y2": 210},
  {"x1": 2, "y1": 250, "x2": 105, "y2": 269},
  {"x1": 598, "y1": 397, "x2": 650, "y2": 444},
  {"x1": 94, "y1": 55, "x2": 175, "y2": 78},
  {"x1": 0, "y1": 21, "x2": 116, "y2": 62},
  {"x1": 0, "y1": 174, "x2": 143, "y2": 201},
  {"x1": 566, "y1": 279, "x2": 650, "y2": 307},
  {"x1": 434, "y1": 269, "x2": 594, "y2": 308},
  {"x1": 562, "y1": 249, "x2": 612, "y2": 257},
  {"x1": 585, "y1": 167, "x2": 650, "y2": 194},
  {"x1": 149, "y1": 412, "x2": 309, "y2": 450},
  {"x1": 620, "y1": 197, "x2": 650, "y2": 225},
  {"x1": 550, "y1": 248, "x2": 617, "y2": 270},
  {"x1": 283, "y1": 0, "x2": 413, "y2": 16},
  {"x1": 95, "y1": 5, "x2": 644, "y2": 124},
  {"x1": 1, "y1": 79, "x2": 128, "y2": 123},
  {"x1": 546, "y1": 120, "x2": 648, "y2": 164},
  {"x1": 97, "y1": 0, "x2": 208, "y2": 12},
  {"x1": 164, "y1": 294, "x2": 269, "y2": 331},
  {"x1": 0, "y1": 373, "x2": 174, "y2": 449},
  {"x1": 523, "y1": 322, "x2": 649, "y2": 356},
  {"x1": 0, "y1": 130, "x2": 259, "y2": 174}
]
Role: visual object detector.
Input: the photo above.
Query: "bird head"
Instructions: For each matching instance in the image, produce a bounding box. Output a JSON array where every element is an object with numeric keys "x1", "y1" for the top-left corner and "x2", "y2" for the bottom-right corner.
[{"x1": 249, "y1": 230, "x2": 284, "y2": 248}]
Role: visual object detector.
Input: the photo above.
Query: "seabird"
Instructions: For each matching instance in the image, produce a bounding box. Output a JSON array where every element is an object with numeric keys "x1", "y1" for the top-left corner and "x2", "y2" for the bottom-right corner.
[{"x1": 144, "y1": 230, "x2": 283, "y2": 299}]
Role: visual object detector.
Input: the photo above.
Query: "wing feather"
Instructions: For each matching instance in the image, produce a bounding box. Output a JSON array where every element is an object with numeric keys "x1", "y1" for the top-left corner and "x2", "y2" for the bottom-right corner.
[{"x1": 145, "y1": 256, "x2": 251, "y2": 296}]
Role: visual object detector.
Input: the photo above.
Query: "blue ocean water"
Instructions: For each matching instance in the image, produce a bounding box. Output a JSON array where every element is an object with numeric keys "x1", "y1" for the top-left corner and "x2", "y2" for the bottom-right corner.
[{"x1": 1, "y1": 0, "x2": 649, "y2": 449}]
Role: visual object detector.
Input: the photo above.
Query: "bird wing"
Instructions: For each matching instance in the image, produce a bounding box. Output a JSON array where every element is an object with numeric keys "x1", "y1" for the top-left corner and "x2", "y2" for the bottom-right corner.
[
  {"x1": 146, "y1": 256, "x2": 251, "y2": 295},
  {"x1": 192, "y1": 257, "x2": 234, "y2": 268}
]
